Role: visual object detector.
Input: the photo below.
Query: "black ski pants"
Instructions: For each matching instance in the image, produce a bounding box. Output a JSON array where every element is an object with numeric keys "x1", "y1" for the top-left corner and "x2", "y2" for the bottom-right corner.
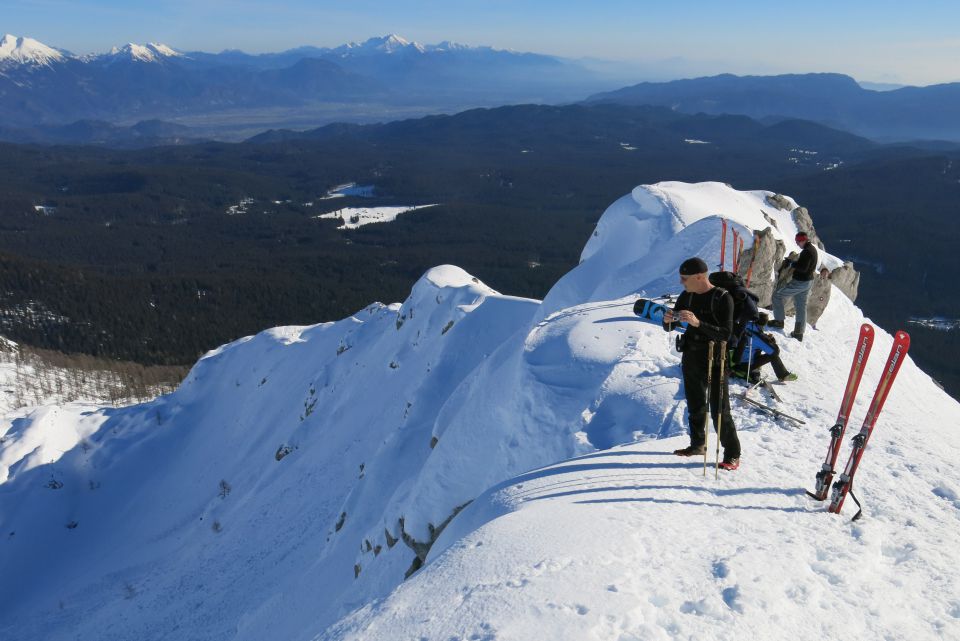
[{"x1": 682, "y1": 343, "x2": 741, "y2": 458}]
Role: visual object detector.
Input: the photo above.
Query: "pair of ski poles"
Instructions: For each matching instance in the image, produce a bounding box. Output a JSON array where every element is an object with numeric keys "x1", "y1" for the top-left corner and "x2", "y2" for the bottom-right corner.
[{"x1": 703, "y1": 340, "x2": 728, "y2": 479}]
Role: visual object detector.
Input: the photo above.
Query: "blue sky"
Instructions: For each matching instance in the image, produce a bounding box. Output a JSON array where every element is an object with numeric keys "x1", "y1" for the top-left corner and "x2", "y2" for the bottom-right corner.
[{"x1": 3, "y1": 0, "x2": 958, "y2": 84}]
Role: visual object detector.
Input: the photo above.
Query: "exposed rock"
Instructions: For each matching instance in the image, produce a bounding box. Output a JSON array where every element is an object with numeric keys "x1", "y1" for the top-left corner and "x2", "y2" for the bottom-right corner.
[
  {"x1": 791, "y1": 206, "x2": 823, "y2": 248},
  {"x1": 760, "y1": 210, "x2": 780, "y2": 230},
  {"x1": 830, "y1": 262, "x2": 860, "y2": 302},
  {"x1": 738, "y1": 226, "x2": 785, "y2": 308},
  {"x1": 384, "y1": 528, "x2": 398, "y2": 548},
  {"x1": 403, "y1": 556, "x2": 423, "y2": 579},
  {"x1": 398, "y1": 501, "x2": 473, "y2": 577},
  {"x1": 769, "y1": 258, "x2": 859, "y2": 327},
  {"x1": 739, "y1": 203, "x2": 860, "y2": 327},
  {"x1": 765, "y1": 193, "x2": 793, "y2": 210}
]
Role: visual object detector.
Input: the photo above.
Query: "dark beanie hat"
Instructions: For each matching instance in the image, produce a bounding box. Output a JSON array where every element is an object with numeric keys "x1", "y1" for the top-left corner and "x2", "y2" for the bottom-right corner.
[{"x1": 679, "y1": 257, "x2": 709, "y2": 275}]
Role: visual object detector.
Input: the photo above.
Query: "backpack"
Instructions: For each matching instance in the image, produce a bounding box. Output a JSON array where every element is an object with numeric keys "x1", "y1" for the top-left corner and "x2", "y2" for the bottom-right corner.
[
  {"x1": 735, "y1": 321, "x2": 779, "y2": 364},
  {"x1": 708, "y1": 270, "x2": 745, "y2": 292},
  {"x1": 709, "y1": 271, "x2": 758, "y2": 326}
]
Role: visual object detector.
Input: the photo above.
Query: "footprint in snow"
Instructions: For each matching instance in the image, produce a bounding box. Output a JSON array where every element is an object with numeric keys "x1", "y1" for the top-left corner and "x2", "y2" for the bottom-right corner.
[
  {"x1": 722, "y1": 586, "x2": 744, "y2": 614},
  {"x1": 932, "y1": 485, "x2": 960, "y2": 510},
  {"x1": 711, "y1": 559, "x2": 730, "y2": 579}
]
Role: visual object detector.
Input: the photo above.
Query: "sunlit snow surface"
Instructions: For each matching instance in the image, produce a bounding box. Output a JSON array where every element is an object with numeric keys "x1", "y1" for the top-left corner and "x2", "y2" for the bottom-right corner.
[
  {"x1": 1, "y1": 182, "x2": 957, "y2": 641},
  {"x1": 315, "y1": 204, "x2": 438, "y2": 229}
]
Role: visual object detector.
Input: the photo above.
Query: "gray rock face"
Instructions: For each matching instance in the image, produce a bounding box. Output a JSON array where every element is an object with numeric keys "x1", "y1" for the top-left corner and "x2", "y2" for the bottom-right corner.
[
  {"x1": 736, "y1": 226, "x2": 783, "y2": 307},
  {"x1": 734, "y1": 201, "x2": 860, "y2": 328},
  {"x1": 765, "y1": 193, "x2": 793, "y2": 210},
  {"x1": 828, "y1": 262, "x2": 860, "y2": 304}
]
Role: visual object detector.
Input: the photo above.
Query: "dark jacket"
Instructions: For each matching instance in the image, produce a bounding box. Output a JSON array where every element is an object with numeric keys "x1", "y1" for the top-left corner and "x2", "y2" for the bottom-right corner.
[
  {"x1": 662, "y1": 287, "x2": 734, "y2": 347},
  {"x1": 792, "y1": 243, "x2": 819, "y2": 281}
]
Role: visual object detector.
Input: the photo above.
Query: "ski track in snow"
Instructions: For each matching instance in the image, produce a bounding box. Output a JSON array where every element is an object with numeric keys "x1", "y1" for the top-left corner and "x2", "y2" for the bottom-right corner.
[{"x1": 1, "y1": 182, "x2": 958, "y2": 641}]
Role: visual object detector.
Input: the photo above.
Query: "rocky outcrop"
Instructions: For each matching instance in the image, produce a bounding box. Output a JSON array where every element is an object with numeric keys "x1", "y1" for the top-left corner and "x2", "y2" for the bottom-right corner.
[
  {"x1": 765, "y1": 193, "x2": 793, "y2": 210},
  {"x1": 397, "y1": 501, "x2": 472, "y2": 579},
  {"x1": 738, "y1": 204, "x2": 859, "y2": 327},
  {"x1": 829, "y1": 262, "x2": 860, "y2": 302},
  {"x1": 737, "y1": 226, "x2": 783, "y2": 308}
]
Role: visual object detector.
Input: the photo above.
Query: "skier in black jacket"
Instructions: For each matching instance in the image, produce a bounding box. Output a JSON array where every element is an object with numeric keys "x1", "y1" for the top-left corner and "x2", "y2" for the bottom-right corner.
[
  {"x1": 769, "y1": 232, "x2": 820, "y2": 341},
  {"x1": 662, "y1": 257, "x2": 741, "y2": 470}
]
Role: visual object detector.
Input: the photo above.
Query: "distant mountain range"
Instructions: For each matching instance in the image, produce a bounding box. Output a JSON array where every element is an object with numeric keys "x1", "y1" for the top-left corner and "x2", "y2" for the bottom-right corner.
[
  {"x1": 0, "y1": 33, "x2": 609, "y2": 135},
  {"x1": 586, "y1": 73, "x2": 960, "y2": 142},
  {"x1": 5, "y1": 33, "x2": 960, "y2": 143}
]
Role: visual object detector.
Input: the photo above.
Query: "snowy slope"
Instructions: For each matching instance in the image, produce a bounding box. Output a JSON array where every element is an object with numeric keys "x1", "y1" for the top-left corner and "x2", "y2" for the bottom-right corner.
[
  {"x1": 324, "y1": 293, "x2": 960, "y2": 641},
  {"x1": 0, "y1": 33, "x2": 67, "y2": 67},
  {"x1": 1, "y1": 182, "x2": 957, "y2": 641},
  {"x1": 100, "y1": 43, "x2": 183, "y2": 64}
]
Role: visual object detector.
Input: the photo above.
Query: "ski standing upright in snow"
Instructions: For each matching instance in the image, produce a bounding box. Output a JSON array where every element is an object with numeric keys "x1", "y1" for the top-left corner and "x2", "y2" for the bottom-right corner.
[
  {"x1": 807, "y1": 323, "x2": 875, "y2": 501},
  {"x1": 828, "y1": 330, "x2": 910, "y2": 520}
]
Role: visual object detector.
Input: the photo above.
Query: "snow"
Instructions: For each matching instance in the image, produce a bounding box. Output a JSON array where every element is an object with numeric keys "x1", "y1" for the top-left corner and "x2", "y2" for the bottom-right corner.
[
  {"x1": 334, "y1": 34, "x2": 426, "y2": 56},
  {"x1": 315, "y1": 204, "x2": 438, "y2": 229},
  {"x1": 0, "y1": 33, "x2": 66, "y2": 67},
  {"x1": 1, "y1": 181, "x2": 957, "y2": 641},
  {"x1": 318, "y1": 183, "x2": 376, "y2": 200},
  {"x1": 327, "y1": 292, "x2": 960, "y2": 641},
  {"x1": 103, "y1": 43, "x2": 182, "y2": 63}
]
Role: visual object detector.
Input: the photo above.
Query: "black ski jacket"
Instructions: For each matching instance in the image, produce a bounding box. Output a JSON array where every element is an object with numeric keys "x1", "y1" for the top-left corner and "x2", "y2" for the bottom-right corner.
[
  {"x1": 793, "y1": 243, "x2": 819, "y2": 281},
  {"x1": 662, "y1": 288, "x2": 734, "y2": 347}
]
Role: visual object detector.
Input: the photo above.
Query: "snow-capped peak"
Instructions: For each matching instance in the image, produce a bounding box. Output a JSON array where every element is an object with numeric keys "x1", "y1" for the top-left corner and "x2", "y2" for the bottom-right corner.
[
  {"x1": 0, "y1": 33, "x2": 67, "y2": 67},
  {"x1": 335, "y1": 34, "x2": 426, "y2": 56},
  {"x1": 104, "y1": 42, "x2": 182, "y2": 63},
  {"x1": 427, "y1": 40, "x2": 471, "y2": 52}
]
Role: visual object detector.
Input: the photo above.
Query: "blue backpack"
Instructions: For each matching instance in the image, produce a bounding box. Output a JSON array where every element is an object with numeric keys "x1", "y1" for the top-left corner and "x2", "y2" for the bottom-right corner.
[{"x1": 735, "y1": 321, "x2": 778, "y2": 365}]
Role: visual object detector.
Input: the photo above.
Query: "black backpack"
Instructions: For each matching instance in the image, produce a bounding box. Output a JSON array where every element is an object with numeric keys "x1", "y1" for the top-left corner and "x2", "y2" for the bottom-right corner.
[
  {"x1": 709, "y1": 271, "x2": 758, "y2": 324},
  {"x1": 708, "y1": 270, "x2": 745, "y2": 292}
]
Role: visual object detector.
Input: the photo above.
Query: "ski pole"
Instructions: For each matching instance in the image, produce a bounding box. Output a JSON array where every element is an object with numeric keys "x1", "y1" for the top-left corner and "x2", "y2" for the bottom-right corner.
[
  {"x1": 704, "y1": 341, "x2": 714, "y2": 476},
  {"x1": 715, "y1": 340, "x2": 727, "y2": 479},
  {"x1": 745, "y1": 331, "x2": 755, "y2": 385}
]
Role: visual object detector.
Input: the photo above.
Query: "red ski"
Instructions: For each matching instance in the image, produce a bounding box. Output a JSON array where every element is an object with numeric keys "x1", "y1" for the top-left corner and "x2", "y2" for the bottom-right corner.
[
  {"x1": 720, "y1": 218, "x2": 728, "y2": 270},
  {"x1": 828, "y1": 330, "x2": 911, "y2": 520},
  {"x1": 807, "y1": 323, "x2": 874, "y2": 500},
  {"x1": 732, "y1": 228, "x2": 740, "y2": 272}
]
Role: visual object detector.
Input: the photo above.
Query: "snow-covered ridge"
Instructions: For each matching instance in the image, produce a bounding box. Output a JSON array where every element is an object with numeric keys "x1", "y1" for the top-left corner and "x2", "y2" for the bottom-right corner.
[
  {"x1": 0, "y1": 32, "x2": 510, "y2": 69},
  {"x1": 0, "y1": 33, "x2": 66, "y2": 67},
  {"x1": 101, "y1": 42, "x2": 183, "y2": 63},
  {"x1": 0, "y1": 33, "x2": 183, "y2": 66},
  {"x1": 2, "y1": 182, "x2": 957, "y2": 641},
  {"x1": 331, "y1": 34, "x2": 487, "y2": 57},
  {"x1": 334, "y1": 34, "x2": 425, "y2": 55}
]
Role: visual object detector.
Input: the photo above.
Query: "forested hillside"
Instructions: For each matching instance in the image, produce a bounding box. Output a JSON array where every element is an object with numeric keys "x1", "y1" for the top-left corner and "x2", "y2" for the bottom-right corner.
[{"x1": 0, "y1": 104, "x2": 956, "y2": 396}]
